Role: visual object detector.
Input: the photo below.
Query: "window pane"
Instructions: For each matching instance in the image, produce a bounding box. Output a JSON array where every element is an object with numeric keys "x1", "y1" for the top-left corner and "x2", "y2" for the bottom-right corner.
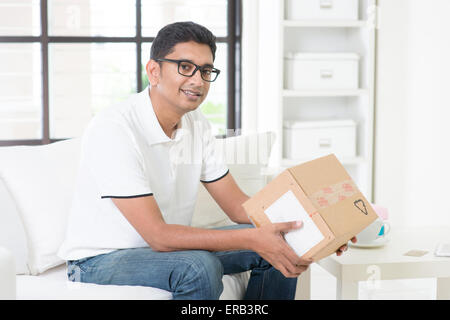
[
  {"x1": 141, "y1": 0, "x2": 227, "y2": 37},
  {"x1": 141, "y1": 42, "x2": 227, "y2": 136},
  {"x1": 0, "y1": 0, "x2": 40, "y2": 36},
  {"x1": 141, "y1": 43, "x2": 152, "y2": 89},
  {"x1": 201, "y1": 43, "x2": 227, "y2": 136},
  {"x1": 48, "y1": 0, "x2": 136, "y2": 36},
  {"x1": 0, "y1": 43, "x2": 42, "y2": 140},
  {"x1": 49, "y1": 43, "x2": 136, "y2": 139}
]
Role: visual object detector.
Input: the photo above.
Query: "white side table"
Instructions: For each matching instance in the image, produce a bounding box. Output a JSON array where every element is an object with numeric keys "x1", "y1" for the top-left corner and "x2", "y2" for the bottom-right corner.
[
  {"x1": 0, "y1": 247, "x2": 16, "y2": 299},
  {"x1": 313, "y1": 227, "x2": 450, "y2": 299}
]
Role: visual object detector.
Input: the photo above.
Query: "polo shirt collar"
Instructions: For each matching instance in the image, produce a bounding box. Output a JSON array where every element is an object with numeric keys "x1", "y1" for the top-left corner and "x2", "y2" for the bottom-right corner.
[{"x1": 136, "y1": 87, "x2": 190, "y2": 146}]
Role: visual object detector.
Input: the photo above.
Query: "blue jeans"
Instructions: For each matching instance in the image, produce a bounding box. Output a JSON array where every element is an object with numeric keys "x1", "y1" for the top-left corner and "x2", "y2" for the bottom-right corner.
[{"x1": 67, "y1": 224, "x2": 298, "y2": 300}]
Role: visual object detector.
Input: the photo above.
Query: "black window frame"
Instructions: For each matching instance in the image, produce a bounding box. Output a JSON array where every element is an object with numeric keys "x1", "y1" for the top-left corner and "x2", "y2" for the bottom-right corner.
[{"x1": 0, "y1": 0, "x2": 241, "y2": 146}]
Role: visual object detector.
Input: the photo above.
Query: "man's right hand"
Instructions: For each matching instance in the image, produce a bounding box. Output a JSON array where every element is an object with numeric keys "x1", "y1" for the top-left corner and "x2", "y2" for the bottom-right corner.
[{"x1": 251, "y1": 220, "x2": 312, "y2": 278}]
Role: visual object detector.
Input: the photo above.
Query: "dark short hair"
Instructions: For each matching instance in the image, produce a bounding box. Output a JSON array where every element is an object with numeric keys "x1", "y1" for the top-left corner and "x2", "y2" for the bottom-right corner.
[{"x1": 150, "y1": 21, "x2": 217, "y2": 61}]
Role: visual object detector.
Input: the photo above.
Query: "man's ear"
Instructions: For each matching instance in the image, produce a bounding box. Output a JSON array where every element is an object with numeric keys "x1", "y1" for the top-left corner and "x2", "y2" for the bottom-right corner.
[{"x1": 146, "y1": 59, "x2": 161, "y2": 86}]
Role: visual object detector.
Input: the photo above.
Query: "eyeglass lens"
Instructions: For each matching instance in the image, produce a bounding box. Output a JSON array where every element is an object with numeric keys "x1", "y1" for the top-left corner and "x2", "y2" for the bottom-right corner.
[{"x1": 178, "y1": 61, "x2": 218, "y2": 82}]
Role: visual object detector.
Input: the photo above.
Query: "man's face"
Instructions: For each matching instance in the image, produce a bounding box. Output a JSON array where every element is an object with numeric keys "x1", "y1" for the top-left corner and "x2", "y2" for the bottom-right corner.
[{"x1": 148, "y1": 41, "x2": 214, "y2": 114}]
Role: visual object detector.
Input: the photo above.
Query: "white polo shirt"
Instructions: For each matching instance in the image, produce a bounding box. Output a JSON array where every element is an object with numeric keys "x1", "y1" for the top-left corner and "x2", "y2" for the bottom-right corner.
[{"x1": 58, "y1": 87, "x2": 229, "y2": 261}]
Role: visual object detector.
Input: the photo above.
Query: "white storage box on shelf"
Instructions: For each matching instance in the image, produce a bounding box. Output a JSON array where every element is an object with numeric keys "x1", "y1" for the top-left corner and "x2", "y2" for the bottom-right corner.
[
  {"x1": 284, "y1": 53, "x2": 360, "y2": 91},
  {"x1": 285, "y1": 0, "x2": 359, "y2": 21},
  {"x1": 283, "y1": 119, "x2": 356, "y2": 160}
]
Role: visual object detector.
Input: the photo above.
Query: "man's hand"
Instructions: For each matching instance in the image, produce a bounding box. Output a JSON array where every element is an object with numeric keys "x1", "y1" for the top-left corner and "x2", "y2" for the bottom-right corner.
[
  {"x1": 336, "y1": 236, "x2": 357, "y2": 256},
  {"x1": 251, "y1": 220, "x2": 312, "y2": 278}
]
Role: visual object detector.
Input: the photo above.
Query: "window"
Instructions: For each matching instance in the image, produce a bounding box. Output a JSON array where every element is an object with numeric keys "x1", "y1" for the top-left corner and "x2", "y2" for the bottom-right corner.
[{"x1": 0, "y1": 0, "x2": 241, "y2": 145}]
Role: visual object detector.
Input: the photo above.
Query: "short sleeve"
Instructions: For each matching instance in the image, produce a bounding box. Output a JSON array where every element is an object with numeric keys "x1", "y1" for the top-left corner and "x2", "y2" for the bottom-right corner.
[
  {"x1": 82, "y1": 119, "x2": 152, "y2": 198},
  {"x1": 198, "y1": 114, "x2": 229, "y2": 183}
]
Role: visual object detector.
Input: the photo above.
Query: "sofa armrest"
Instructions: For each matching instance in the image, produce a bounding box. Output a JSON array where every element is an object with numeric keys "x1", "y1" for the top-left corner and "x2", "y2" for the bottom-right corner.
[{"x1": 0, "y1": 247, "x2": 16, "y2": 299}]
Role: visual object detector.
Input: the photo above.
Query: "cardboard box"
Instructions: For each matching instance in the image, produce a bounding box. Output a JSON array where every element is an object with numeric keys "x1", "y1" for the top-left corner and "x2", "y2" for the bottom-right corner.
[{"x1": 242, "y1": 154, "x2": 378, "y2": 261}]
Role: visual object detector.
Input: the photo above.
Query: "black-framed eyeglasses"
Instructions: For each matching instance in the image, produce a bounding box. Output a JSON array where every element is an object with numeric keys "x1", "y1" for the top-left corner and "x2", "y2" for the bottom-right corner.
[{"x1": 155, "y1": 58, "x2": 221, "y2": 82}]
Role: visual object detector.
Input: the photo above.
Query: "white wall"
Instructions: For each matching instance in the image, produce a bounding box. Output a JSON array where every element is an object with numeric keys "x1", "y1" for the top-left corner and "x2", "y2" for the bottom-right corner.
[
  {"x1": 242, "y1": 0, "x2": 282, "y2": 167},
  {"x1": 374, "y1": 0, "x2": 450, "y2": 227},
  {"x1": 241, "y1": 0, "x2": 259, "y2": 134}
]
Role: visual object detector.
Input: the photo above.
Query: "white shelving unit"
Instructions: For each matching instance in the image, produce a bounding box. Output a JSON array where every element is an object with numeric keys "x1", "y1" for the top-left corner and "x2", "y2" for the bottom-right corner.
[{"x1": 266, "y1": 0, "x2": 377, "y2": 199}]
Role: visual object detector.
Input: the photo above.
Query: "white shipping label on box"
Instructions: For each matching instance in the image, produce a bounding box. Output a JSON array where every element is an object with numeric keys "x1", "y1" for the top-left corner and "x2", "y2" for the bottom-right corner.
[{"x1": 264, "y1": 190, "x2": 324, "y2": 257}]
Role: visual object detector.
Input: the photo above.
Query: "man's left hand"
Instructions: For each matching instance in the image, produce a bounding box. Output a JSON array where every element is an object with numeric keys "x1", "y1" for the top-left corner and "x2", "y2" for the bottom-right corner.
[{"x1": 336, "y1": 236, "x2": 357, "y2": 256}]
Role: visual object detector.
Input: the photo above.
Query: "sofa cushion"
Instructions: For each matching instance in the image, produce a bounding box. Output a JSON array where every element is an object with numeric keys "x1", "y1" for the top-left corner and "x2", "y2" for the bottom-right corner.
[
  {"x1": 0, "y1": 247, "x2": 16, "y2": 299},
  {"x1": 0, "y1": 139, "x2": 81, "y2": 275},
  {"x1": 191, "y1": 132, "x2": 275, "y2": 228},
  {"x1": 0, "y1": 179, "x2": 29, "y2": 274},
  {"x1": 15, "y1": 264, "x2": 249, "y2": 300}
]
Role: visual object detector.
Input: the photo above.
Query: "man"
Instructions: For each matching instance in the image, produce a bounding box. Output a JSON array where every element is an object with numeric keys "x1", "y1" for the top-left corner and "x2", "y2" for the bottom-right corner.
[{"x1": 58, "y1": 21, "x2": 353, "y2": 300}]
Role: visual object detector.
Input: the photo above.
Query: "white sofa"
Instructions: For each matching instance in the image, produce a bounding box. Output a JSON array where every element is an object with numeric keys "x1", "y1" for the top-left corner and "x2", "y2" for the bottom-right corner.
[{"x1": 0, "y1": 132, "x2": 279, "y2": 300}]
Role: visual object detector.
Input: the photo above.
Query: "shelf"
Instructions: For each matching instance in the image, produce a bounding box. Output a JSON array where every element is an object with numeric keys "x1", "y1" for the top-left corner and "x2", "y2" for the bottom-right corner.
[
  {"x1": 283, "y1": 20, "x2": 368, "y2": 28},
  {"x1": 272, "y1": 0, "x2": 376, "y2": 199},
  {"x1": 281, "y1": 156, "x2": 366, "y2": 167},
  {"x1": 283, "y1": 89, "x2": 368, "y2": 97}
]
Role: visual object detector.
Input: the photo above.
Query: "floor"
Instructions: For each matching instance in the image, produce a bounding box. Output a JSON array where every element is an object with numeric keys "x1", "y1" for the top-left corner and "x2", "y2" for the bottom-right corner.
[{"x1": 310, "y1": 264, "x2": 437, "y2": 300}]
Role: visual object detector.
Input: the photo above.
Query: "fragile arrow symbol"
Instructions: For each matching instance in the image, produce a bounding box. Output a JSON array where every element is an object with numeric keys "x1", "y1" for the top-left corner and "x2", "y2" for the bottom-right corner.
[{"x1": 354, "y1": 199, "x2": 368, "y2": 215}]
